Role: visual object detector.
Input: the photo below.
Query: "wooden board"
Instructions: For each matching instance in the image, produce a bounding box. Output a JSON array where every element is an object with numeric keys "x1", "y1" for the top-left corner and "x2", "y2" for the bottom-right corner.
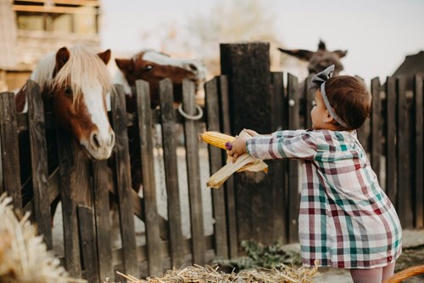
[
  {"x1": 204, "y1": 77, "x2": 228, "y2": 259},
  {"x1": 182, "y1": 79, "x2": 206, "y2": 265},
  {"x1": 135, "y1": 80, "x2": 163, "y2": 275},
  {"x1": 0, "y1": 92, "x2": 22, "y2": 210},
  {"x1": 385, "y1": 77, "x2": 397, "y2": 203},
  {"x1": 26, "y1": 80, "x2": 52, "y2": 248},
  {"x1": 287, "y1": 73, "x2": 300, "y2": 243},
  {"x1": 414, "y1": 75, "x2": 423, "y2": 228},
  {"x1": 370, "y1": 78, "x2": 381, "y2": 181},
  {"x1": 159, "y1": 78, "x2": 185, "y2": 268},
  {"x1": 110, "y1": 84, "x2": 138, "y2": 276}
]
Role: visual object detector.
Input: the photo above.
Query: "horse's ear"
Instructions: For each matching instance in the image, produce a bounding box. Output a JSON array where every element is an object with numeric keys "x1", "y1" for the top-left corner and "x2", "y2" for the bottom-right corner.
[
  {"x1": 278, "y1": 48, "x2": 314, "y2": 61},
  {"x1": 55, "y1": 47, "x2": 70, "y2": 72},
  {"x1": 334, "y1": 49, "x2": 348, "y2": 58},
  {"x1": 98, "y1": 49, "x2": 111, "y2": 65},
  {"x1": 115, "y1": 58, "x2": 133, "y2": 73},
  {"x1": 318, "y1": 40, "x2": 327, "y2": 51}
]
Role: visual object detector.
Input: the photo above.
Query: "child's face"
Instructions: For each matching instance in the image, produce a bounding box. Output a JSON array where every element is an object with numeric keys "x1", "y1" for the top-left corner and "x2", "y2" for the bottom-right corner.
[{"x1": 310, "y1": 90, "x2": 335, "y2": 130}]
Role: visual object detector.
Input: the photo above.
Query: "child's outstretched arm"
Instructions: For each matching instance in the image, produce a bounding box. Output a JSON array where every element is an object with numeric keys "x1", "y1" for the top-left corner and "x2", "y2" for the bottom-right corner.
[{"x1": 228, "y1": 129, "x2": 317, "y2": 160}]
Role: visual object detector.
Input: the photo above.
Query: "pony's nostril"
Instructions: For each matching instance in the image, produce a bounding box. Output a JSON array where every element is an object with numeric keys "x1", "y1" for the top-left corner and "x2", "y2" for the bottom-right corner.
[{"x1": 91, "y1": 133, "x2": 101, "y2": 148}]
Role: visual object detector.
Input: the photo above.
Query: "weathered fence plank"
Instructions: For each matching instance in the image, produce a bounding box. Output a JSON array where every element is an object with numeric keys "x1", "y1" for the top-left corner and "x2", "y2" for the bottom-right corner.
[
  {"x1": 287, "y1": 73, "x2": 300, "y2": 243},
  {"x1": 414, "y1": 74, "x2": 423, "y2": 228},
  {"x1": 0, "y1": 92, "x2": 22, "y2": 210},
  {"x1": 397, "y1": 77, "x2": 413, "y2": 228},
  {"x1": 111, "y1": 84, "x2": 138, "y2": 276},
  {"x1": 77, "y1": 206, "x2": 99, "y2": 283},
  {"x1": 204, "y1": 77, "x2": 228, "y2": 259},
  {"x1": 26, "y1": 80, "x2": 52, "y2": 248},
  {"x1": 92, "y1": 160, "x2": 113, "y2": 281},
  {"x1": 55, "y1": 128, "x2": 81, "y2": 277},
  {"x1": 159, "y1": 78, "x2": 185, "y2": 268},
  {"x1": 370, "y1": 78, "x2": 382, "y2": 181},
  {"x1": 218, "y1": 75, "x2": 238, "y2": 258},
  {"x1": 182, "y1": 79, "x2": 206, "y2": 265},
  {"x1": 304, "y1": 75, "x2": 314, "y2": 129},
  {"x1": 270, "y1": 72, "x2": 287, "y2": 244},
  {"x1": 136, "y1": 80, "x2": 162, "y2": 276},
  {"x1": 385, "y1": 77, "x2": 397, "y2": 202}
]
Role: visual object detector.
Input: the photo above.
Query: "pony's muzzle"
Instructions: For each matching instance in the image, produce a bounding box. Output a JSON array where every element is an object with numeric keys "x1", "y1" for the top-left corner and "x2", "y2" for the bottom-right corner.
[{"x1": 88, "y1": 129, "x2": 115, "y2": 159}]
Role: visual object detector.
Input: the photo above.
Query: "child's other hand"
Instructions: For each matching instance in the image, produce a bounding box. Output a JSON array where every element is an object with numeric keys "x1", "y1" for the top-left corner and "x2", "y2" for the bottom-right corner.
[
  {"x1": 244, "y1": 129, "x2": 259, "y2": 136},
  {"x1": 226, "y1": 135, "x2": 248, "y2": 161}
]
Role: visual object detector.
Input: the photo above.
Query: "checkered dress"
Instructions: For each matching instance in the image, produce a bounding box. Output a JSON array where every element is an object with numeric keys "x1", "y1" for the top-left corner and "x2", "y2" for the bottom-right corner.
[{"x1": 246, "y1": 129, "x2": 402, "y2": 269}]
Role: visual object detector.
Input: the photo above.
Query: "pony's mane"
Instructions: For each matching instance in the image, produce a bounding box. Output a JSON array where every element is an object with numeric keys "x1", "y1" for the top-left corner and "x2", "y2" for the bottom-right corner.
[{"x1": 30, "y1": 46, "x2": 112, "y2": 104}]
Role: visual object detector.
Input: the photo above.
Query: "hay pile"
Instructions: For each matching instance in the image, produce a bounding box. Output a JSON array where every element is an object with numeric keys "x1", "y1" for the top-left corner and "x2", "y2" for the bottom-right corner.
[
  {"x1": 117, "y1": 263, "x2": 318, "y2": 283},
  {"x1": 0, "y1": 194, "x2": 83, "y2": 283}
]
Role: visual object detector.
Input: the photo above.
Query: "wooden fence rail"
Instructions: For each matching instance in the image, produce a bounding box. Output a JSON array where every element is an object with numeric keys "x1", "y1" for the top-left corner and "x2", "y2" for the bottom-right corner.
[{"x1": 0, "y1": 68, "x2": 423, "y2": 282}]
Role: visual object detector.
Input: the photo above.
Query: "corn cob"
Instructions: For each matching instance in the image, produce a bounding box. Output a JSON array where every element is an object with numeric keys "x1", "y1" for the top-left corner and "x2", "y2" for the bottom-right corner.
[{"x1": 200, "y1": 131, "x2": 235, "y2": 149}]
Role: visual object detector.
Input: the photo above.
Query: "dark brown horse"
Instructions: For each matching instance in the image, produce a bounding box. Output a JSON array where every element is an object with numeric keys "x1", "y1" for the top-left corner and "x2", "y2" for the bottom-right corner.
[{"x1": 278, "y1": 40, "x2": 347, "y2": 76}]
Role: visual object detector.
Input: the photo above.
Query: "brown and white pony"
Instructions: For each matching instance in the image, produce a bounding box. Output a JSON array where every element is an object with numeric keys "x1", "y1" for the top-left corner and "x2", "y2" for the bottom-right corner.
[
  {"x1": 113, "y1": 49, "x2": 206, "y2": 109},
  {"x1": 16, "y1": 46, "x2": 115, "y2": 160},
  {"x1": 112, "y1": 50, "x2": 206, "y2": 192},
  {"x1": 278, "y1": 40, "x2": 348, "y2": 76}
]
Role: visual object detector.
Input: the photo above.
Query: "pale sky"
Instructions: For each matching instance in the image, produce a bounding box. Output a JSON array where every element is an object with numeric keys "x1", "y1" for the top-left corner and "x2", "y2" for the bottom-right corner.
[{"x1": 100, "y1": 0, "x2": 424, "y2": 82}]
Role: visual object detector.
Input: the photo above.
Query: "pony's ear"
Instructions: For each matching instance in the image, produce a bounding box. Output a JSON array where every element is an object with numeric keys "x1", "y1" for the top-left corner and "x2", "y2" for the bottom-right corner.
[
  {"x1": 334, "y1": 50, "x2": 348, "y2": 58},
  {"x1": 115, "y1": 58, "x2": 133, "y2": 73},
  {"x1": 98, "y1": 49, "x2": 111, "y2": 65},
  {"x1": 318, "y1": 40, "x2": 327, "y2": 51},
  {"x1": 277, "y1": 48, "x2": 314, "y2": 62},
  {"x1": 55, "y1": 47, "x2": 70, "y2": 72}
]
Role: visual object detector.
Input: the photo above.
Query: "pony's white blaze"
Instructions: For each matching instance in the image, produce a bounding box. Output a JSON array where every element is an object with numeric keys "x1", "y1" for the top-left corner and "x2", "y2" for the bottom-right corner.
[{"x1": 82, "y1": 83, "x2": 114, "y2": 159}]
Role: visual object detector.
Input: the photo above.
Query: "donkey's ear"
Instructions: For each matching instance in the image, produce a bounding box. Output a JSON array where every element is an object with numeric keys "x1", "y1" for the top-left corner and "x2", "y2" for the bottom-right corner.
[
  {"x1": 55, "y1": 47, "x2": 70, "y2": 72},
  {"x1": 334, "y1": 50, "x2": 348, "y2": 58},
  {"x1": 277, "y1": 48, "x2": 314, "y2": 62},
  {"x1": 98, "y1": 49, "x2": 111, "y2": 65},
  {"x1": 115, "y1": 58, "x2": 133, "y2": 73}
]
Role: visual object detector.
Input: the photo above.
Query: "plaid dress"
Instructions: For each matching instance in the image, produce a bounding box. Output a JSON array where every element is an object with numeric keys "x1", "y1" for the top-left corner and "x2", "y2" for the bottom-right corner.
[{"x1": 246, "y1": 129, "x2": 402, "y2": 269}]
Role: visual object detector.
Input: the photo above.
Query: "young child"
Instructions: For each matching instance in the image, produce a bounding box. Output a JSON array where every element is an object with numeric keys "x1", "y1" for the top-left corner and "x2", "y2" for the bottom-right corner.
[{"x1": 226, "y1": 65, "x2": 402, "y2": 283}]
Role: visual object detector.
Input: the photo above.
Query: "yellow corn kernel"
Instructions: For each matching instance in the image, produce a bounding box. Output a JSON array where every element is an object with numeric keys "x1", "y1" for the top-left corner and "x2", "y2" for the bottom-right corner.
[{"x1": 200, "y1": 131, "x2": 235, "y2": 149}]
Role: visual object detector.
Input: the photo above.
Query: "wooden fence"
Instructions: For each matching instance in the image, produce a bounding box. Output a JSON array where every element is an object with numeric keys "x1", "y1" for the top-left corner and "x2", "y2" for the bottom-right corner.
[{"x1": 0, "y1": 64, "x2": 423, "y2": 282}]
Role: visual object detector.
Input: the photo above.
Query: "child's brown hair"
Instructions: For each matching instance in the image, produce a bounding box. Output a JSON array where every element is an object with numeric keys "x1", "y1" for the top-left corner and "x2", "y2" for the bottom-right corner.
[{"x1": 324, "y1": 76, "x2": 371, "y2": 130}]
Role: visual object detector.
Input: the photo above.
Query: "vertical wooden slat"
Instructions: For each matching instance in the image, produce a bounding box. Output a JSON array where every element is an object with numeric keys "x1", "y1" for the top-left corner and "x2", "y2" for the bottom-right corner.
[
  {"x1": 385, "y1": 77, "x2": 397, "y2": 203},
  {"x1": 182, "y1": 79, "x2": 205, "y2": 265},
  {"x1": 159, "y1": 78, "x2": 185, "y2": 268},
  {"x1": 110, "y1": 84, "x2": 138, "y2": 276},
  {"x1": 397, "y1": 77, "x2": 413, "y2": 228},
  {"x1": 135, "y1": 80, "x2": 162, "y2": 275},
  {"x1": 0, "y1": 92, "x2": 22, "y2": 210},
  {"x1": 414, "y1": 74, "x2": 423, "y2": 228},
  {"x1": 304, "y1": 75, "x2": 314, "y2": 129},
  {"x1": 370, "y1": 78, "x2": 381, "y2": 181},
  {"x1": 55, "y1": 128, "x2": 81, "y2": 277},
  {"x1": 219, "y1": 75, "x2": 238, "y2": 258},
  {"x1": 92, "y1": 160, "x2": 113, "y2": 281},
  {"x1": 287, "y1": 73, "x2": 300, "y2": 243},
  {"x1": 204, "y1": 77, "x2": 228, "y2": 259},
  {"x1": 270, "y1": 72, "x2": 286, "y2": 244},
  {"x1": 77, "y1": 206, "x2": 99, "y2": 283},
  {"x1": 26, "y1": 80, "x2": 52, "y2": 248}
]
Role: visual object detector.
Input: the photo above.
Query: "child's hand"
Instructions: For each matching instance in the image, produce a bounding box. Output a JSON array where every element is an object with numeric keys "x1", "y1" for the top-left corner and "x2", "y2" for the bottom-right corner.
[{"x1": 226, "y1": 135, "x2": 248, "y2": 161}]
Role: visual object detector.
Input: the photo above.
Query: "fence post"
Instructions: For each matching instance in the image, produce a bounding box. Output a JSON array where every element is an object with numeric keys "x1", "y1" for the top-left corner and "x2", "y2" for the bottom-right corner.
[
  {"x1": 0, "y1": 92, "x2": 22, "y2": 210},
  {"x1": 220, "y1": 42, "x2": 276, "y2": 246},
  {"x1": 414, "y1": 74, "x2": 423, "y2": 228}
]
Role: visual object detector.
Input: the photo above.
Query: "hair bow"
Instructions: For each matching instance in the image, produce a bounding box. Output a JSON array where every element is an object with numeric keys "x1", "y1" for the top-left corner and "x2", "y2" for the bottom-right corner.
[{"x1": 311, "y1": 65, "x2": 349, "y2": 128}]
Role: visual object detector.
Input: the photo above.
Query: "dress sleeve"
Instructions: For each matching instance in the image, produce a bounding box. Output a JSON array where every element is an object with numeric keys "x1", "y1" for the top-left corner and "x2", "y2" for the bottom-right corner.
[{"x1": 246, "y1": 130, "x2": 318, "y2": 160}]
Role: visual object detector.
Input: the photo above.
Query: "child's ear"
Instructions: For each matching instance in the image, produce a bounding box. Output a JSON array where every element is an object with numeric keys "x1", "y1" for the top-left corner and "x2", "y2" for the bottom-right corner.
[{"x1": 323, "y1": 110, "x2": 335, "y2": 124}]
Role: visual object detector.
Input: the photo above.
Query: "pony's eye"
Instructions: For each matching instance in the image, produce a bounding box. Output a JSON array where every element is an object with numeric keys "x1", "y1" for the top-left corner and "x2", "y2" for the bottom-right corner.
[
  {"x1": 65, "y1": 86, "x2": 73, "y2": 97},
  {"x1": 144, "y1": 65, "x2": 153, "y2": 71},
  {"x1": 188, "y1": 64, "x2": 197, "y2": 71}
]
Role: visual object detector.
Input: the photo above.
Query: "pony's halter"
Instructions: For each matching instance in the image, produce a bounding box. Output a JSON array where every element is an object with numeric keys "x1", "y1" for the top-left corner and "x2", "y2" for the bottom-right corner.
[{"x1": 311, "y1": 64, "x2": 349, "y2": 128}]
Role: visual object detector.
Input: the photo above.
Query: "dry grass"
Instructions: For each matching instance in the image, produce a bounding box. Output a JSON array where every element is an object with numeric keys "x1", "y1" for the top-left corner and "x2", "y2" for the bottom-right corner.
[
  {"x1": 117, "y1": 263, "x2": 318, "y2": 283},
  {"x1": 0, "y1": 194, "x2": 84, "y2": 283}
]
